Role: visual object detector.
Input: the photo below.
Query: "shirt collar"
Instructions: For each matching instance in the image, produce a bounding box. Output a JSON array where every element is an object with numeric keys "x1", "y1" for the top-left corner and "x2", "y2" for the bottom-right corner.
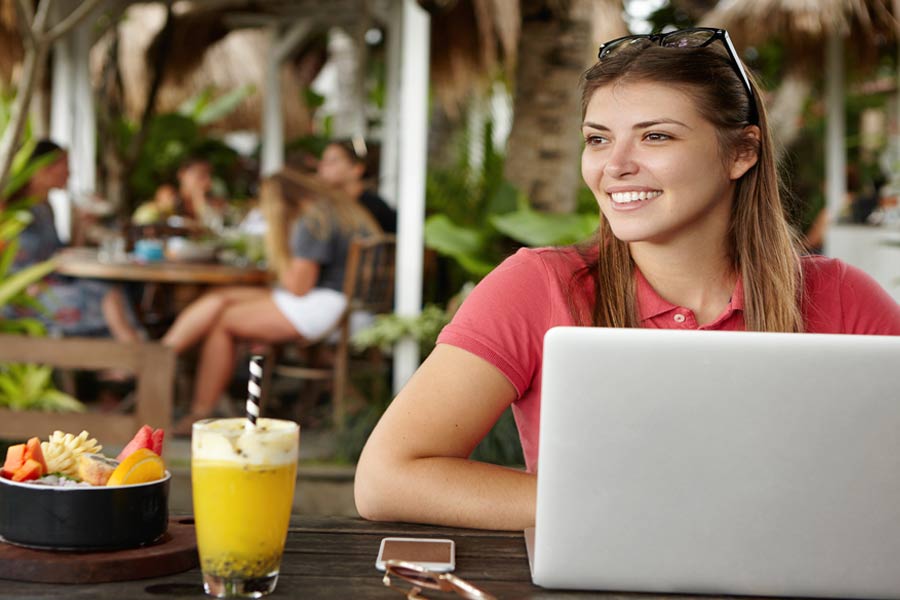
[{"x1": 635, "y1": 268, "x2": 745, "y2": 323}]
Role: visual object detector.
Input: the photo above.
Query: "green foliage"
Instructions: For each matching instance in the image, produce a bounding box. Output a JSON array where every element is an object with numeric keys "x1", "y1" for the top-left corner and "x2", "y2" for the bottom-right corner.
[
  {"x1": 120, "y1": 86, "x2": 254, "y2": 204},
  {"x1": 352, "y1": 304, "x2": 453, "y2": 355},
  {"x1": 0, "y1": 99, "x2": 83, "y2": 412},
  {"x1": 0, "y1": 363, "x2": 85, "y2": 412}
]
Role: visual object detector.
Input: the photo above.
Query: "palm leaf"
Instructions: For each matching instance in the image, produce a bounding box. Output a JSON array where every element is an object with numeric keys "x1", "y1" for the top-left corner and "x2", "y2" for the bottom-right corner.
[
  {"x1": 195, "y1": 84, "x2": 255, "y2": 126},
  {"x1": 0, "y1": 259, "x2": 56, "y2": 309}
]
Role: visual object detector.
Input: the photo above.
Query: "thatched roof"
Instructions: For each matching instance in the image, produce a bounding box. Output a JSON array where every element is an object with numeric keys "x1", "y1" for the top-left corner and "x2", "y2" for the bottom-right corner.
[
  {"x1": 701, "y1": 0, "x2": 898, "y2": 67},
  {"x1": 98, "y1": 3, "x2": 323, "y2": 137}
]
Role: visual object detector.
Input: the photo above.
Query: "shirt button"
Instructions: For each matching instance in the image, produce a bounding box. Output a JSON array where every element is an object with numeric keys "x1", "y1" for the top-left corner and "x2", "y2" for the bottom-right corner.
[{"x1": 673, "y1": 313, "x2": 686, "y2": 323}]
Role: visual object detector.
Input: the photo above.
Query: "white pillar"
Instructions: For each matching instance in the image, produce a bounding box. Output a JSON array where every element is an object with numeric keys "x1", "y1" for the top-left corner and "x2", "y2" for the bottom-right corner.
[
  {"x1": 823, "y1": 30, "x2": 846, "y2": 257},
  {"x1": 392, "y1": 0, "x2": 430, "y2": 394},
  {"x1": 378, "y1": 1, "x2": 403, "y2": 206},
  {"x1": 261, "y1": 21, "x2": 313, "y2": 176},
  {"x1": 50, "y1": 29, "x2": 74, "y2": 147},
  {"x1": 71, "y1": 20, "x2": 96, "y2": 195}
]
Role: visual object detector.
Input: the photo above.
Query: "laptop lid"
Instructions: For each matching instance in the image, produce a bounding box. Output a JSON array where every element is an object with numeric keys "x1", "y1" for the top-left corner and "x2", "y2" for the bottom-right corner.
[{"x1": 532, "y1": 327, "x2": 900, "y2": 598}]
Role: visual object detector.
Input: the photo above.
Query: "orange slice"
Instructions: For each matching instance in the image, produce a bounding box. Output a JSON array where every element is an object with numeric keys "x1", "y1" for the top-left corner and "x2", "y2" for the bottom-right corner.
[{"x1": 106, "y1": 448, "x2": 165, "y2": 486}]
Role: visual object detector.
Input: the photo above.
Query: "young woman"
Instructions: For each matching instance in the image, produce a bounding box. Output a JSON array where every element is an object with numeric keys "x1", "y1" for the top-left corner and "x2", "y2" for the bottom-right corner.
[
  {"x1": 163, "y1": 169, "x2": 380, "y2": 434},
  {"x1": 5, "y1": 140, "x2": 141, "y2": 342},
  {"x1": 354, "y1": 28, "x2": 900, "y2": 531},
  {"x1": 317, "y1": 140, "x2": 397, "y2": 233}
]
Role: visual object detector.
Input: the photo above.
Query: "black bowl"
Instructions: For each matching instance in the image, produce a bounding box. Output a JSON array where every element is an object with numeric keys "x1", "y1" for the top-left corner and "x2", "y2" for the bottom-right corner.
[{"x1": 0, "y1": 472, "x2": 170, "y2": 551}]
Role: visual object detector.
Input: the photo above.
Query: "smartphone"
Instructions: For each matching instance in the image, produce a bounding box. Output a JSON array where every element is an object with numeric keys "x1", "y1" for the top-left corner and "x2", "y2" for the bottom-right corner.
[{"x1": 375, "y1": 537, "x2": 456, "y2": 572}]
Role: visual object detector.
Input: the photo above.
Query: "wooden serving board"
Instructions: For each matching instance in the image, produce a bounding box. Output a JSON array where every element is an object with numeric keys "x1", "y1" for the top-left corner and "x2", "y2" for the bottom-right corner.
[{"x1": 0, "y1": 518, "x2": 198, "y2": 584}]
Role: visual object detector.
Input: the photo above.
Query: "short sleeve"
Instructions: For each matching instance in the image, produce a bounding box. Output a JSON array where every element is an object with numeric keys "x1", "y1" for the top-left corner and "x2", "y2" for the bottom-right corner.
[
  {"x1": 290, "y1": 218, "x2": 333, "y2": 264},
  {"x1": 436, "y1": 248, "x2": 554, "y2": 397},
  {"x1": 803, "y1": 256, "x2": 900, "y2": 335},
  {"x1": 835, "y1": 261, "x2": 900, "y2": 335}
]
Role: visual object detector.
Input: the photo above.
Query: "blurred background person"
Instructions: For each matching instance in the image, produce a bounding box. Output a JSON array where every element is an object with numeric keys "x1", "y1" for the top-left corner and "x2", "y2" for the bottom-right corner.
[
  {"x1": 162, "y1": 169, "x2": 381, "y2": 434},
  {"x1": 317, "y1": 139, "x2": 396, "y2": 234},
  {"x1": 5, "y1": 140, "x2": 142, "y2": 342}
]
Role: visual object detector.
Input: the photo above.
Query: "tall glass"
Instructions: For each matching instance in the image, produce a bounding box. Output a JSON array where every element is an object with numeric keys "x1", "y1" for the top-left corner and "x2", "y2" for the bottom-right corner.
[{"x1": 192, "y1": 418, "x2": 300, "y2": 598}]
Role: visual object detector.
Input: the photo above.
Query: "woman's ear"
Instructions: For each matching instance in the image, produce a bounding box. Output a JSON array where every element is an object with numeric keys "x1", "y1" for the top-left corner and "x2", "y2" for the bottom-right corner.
[{"x1": 729, "y1": 125, "x2": 761, "y2": 180}]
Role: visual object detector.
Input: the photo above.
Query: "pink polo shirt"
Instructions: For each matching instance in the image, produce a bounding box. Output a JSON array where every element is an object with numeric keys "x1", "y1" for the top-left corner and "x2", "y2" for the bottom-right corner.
[{"x1": 437, "y1": 247, "x2": 900, "y2": 473}]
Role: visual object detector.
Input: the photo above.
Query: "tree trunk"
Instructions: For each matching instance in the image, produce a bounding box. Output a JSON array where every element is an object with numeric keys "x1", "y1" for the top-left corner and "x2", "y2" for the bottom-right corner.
[
  {"x1": 503, "y1": 0, "x2": 594, "y2": 213},
  {"x1": 767, "y1": 64, "x2": 813, "y2": 159}
]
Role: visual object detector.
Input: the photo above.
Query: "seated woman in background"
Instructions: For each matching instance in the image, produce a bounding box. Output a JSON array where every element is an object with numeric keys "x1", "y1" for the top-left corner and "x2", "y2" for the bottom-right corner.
[
  {"x1": 162, "y1": 169, "x2": 381, "y2": 434},
  {"x1": 5, "y1": 140, "x2": 142, "y2": 342},
  {"x1": 353, "y1": 28, "x2": 900, "y2": 531},
  {"x1": 317, "y1": 139, "x2": 397, "y2": 233}
]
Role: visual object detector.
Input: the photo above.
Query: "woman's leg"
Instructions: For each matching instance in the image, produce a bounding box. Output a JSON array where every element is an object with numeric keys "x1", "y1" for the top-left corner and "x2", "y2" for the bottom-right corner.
[
  {"x1": 101, "y1": 287, "x2": 142, "y2": 343},
  {"x1": 175, "y1": 296, "x2": 300, "y2": 432},
  {"x1": 162, "y1": 286, "x2": 267, "y2": 353}
]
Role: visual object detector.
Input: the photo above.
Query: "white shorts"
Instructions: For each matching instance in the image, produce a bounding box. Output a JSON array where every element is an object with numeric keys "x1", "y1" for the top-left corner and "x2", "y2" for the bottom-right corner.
[{"x1": 271, "y1": 287, "x2": 347, "y2": 340}]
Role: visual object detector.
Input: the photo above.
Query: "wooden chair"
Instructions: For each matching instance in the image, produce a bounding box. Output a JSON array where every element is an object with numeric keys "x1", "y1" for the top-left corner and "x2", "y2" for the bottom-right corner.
[
  {"x1": 263, "y1": 234, "x2": 396, "y2": 429},
  {"x1": 0, "y1": 335, "x2": 176, "y2": 444}
]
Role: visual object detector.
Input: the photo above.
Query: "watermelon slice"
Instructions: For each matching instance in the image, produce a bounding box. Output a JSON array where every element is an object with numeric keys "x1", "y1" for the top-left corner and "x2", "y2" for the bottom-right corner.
[
  {"x1": 150, "y1": 428, "x2": 165, "y2": 456},
  {"x1": 117, "y1": 425, "x2": 165, "y2": 461}
]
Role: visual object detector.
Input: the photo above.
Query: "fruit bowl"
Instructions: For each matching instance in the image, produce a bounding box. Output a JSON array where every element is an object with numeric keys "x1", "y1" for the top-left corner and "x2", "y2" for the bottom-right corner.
[{"x1": 0, "y1": 471, "x2": 170, "y2": 551}]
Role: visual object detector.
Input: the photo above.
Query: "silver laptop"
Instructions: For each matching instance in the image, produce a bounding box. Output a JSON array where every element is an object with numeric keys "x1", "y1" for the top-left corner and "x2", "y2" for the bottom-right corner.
[{"x1": 526, "y1": 327, "x2": 900, "y2": 598}]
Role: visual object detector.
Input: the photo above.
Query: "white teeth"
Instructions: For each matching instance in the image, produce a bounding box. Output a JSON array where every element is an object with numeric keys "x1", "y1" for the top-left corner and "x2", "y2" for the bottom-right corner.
[{"x1": 609, "y1": 190, "x2": 661, "y2": 204}]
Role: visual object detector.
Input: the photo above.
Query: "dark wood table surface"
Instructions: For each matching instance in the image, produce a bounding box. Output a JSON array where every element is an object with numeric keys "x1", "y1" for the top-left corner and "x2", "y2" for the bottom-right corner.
[
  {"x1": 54, "y1": 248, "x2": 270, "y2": 285},
  {"x1": 0, "y1": 515, "x2": 697, "y2": 599}
]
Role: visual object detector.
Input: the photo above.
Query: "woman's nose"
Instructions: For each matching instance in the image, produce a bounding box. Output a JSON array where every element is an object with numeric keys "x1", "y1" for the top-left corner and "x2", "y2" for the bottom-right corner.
[{"x1": 603, "y1": 143, "x2": 638, "y2": 178}]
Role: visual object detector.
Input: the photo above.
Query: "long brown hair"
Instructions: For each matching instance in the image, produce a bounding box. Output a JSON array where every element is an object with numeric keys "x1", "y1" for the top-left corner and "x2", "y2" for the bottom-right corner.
[
  {"x1": 261, "y1": 169, "x2": 381, "y2": 278},
  {"x1": 573, "y1": 40, "x2": 804, "y2": 332}
]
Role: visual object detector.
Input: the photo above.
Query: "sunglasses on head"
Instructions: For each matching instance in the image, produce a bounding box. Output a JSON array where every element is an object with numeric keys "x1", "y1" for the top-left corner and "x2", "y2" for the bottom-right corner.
[{"x1": 597, "y1": 27, "x2": 758, "y2": 126}]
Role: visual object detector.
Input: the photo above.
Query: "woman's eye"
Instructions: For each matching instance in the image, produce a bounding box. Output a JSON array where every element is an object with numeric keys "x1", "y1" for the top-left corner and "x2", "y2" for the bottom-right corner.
[
  {"x1": 644, "y1": 132, "x2": 671, "y2": 142},
  {"x1": 584, "y1": 135, "x2": 607, "y2": 146}
]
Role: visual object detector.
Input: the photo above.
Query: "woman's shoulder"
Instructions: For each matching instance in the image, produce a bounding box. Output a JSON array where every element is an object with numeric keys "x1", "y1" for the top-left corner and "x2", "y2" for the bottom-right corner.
[
  {"x1": 496, "y1": 246, "x2": 588, "y2": 275},
  {"x1": 800, "y1": 254, "x2": 900, "y2": 335}
]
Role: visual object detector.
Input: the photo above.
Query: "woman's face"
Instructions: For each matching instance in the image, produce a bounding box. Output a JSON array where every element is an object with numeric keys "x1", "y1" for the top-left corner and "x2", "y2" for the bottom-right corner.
[
  {"x1": 581, "y1": 81, "x2": 752, "y2": 249},
  {"x1": 317, "y1": 144, "x2": 362, "y2": 187},
  {"x1": 31, "y1": 153, "x2": 70, "y2": 197}
]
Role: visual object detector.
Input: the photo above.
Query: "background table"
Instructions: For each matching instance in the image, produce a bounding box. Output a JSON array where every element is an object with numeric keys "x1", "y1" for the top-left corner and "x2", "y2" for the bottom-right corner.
[
  {"x1": 54, "y1": 247, "x2": 270, "y2": 286},
  {"x1": 0, "y1": 515, "x2": 759, "y2": 599}
]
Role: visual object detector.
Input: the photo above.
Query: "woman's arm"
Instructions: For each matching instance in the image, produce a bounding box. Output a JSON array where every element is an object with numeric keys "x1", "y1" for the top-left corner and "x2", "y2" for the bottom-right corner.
[
  {"x1": 278, "y1": 257, "x2": 320, "y2": 296},
  {"x1": 354, "y1": 344, "x2": 536, "y2": 531}
]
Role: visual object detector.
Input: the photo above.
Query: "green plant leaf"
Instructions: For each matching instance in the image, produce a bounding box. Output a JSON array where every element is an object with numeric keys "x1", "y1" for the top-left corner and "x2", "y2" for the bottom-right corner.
[
  {"x1": 424, "y1": 215, "x2": 495, "y2": 277},
  {"x1": 0, "y1": 210, "x2": 31, "y2": 243},
  {"x1": 195, "y1": 84, "x2": 256, "y2": 126},
  {"x1": 35, "y1": 389, "x2": 86, "y2": 412},
  {"x1": 0, "y1": 258, "x2": 56, "y2": 309},
  {"x1": 3, "y1": 151, "x2": 60, "y2": 200},
  {"x1": 491, "y1": 207, "x2": 598, "y2": 247},
  {"x1": 0, "y1": 317, "x2": 46, "y2": 336},
  {"x1": 177, "y1": 86, "x2": 214, "y2": 119}
]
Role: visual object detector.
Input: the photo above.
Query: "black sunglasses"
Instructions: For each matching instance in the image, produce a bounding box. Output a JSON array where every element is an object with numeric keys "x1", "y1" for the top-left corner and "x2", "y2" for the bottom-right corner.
[{"x1": 597, "y1": 27, "x2": 758, "y2": 126}]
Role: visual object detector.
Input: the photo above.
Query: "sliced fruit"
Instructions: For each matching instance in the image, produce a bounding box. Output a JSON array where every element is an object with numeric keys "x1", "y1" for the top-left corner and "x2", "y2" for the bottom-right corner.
[
  {"x1": 78, "y1": 453, "x2": 119, "y2": 486},
  {"x1": 2, "y1": 444, "x2": 26, "y2": 478},
  {"x1": 24, "y1": 437, "x2": 48, "y2": 474},
  {"x1": 116, "y1": 425, "x2": 160, "y2": 461},
  {"x1": 150, "y1": 428, "x2": 165, "y2": 456},
  {"x1": 106, "y1": 448, "x2": 164, "y2": 486},
  {"x1": 11, "y1": 458, "x2": 43, "y2": 482}
]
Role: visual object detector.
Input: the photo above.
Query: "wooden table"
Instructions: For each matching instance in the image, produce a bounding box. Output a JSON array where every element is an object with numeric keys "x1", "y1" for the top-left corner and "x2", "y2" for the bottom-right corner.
[
  {"x1": 0, "y1": 515, "x2": 702, "y2": 599},
  {"x1": 54, "y1": 248, "x2": 270, "y2": 286}
]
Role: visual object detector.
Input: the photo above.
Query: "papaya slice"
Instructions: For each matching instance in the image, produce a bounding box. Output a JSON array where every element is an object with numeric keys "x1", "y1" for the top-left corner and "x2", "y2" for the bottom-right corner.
[
  {"x1": 2, "y1": 444, "x2": 26, "y2": 479},
  {"x1": 11, "y1": 458, "x2": 44, "y2": 482},
  {"x1": 24, "y1": 437, "x2": 48, "y2": 474}
]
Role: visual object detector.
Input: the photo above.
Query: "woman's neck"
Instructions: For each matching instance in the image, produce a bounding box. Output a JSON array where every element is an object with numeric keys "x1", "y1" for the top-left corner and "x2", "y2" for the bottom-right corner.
[
  {"x1": 343, "y1": 180, "x2": 364, "y2": 199},
  {"x1": 630, "y1": 238, "x2": 737, "y2": 326}
]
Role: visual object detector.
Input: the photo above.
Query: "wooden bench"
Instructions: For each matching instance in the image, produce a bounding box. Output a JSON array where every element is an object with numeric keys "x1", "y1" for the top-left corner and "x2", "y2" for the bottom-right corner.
[{"x1": 0, "y1": 335, "x2": 175, "y2": 444}]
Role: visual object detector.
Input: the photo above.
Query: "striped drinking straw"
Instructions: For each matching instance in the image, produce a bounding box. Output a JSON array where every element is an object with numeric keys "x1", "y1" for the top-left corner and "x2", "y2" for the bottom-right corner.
[{"x1": 246, "y1": 354, "x2": 263, "y2": 427}]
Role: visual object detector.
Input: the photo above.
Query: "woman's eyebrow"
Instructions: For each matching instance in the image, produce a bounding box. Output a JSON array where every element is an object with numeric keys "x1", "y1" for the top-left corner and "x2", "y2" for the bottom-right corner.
[{"x1": 582, "y1": 118, "x2": 692, "y2": 130}]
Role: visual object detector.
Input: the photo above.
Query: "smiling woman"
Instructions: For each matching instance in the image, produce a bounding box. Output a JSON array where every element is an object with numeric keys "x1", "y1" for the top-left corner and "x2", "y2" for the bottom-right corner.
[{"x1": 352, "y1": 28, "x2": 900, "y2": 531}]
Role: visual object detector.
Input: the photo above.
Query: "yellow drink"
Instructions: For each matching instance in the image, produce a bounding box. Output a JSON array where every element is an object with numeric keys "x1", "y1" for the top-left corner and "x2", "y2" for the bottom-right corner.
[
  {"x1": 192, "y1": 461, "x2": 297, "y2": 578},
  {"x1": 192, "y1": 418, "x2": 299, "y2": 598}
]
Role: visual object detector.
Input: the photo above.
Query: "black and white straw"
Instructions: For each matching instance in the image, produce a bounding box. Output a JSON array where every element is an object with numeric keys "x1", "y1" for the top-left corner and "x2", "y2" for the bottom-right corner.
[{"x1": 245, "y1": 354, "x2": 264, "y2": 427}]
